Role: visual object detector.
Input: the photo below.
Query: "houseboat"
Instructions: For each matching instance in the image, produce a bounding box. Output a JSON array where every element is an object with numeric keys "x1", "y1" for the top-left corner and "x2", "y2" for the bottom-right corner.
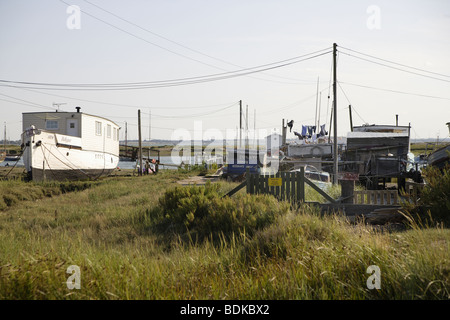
[
  {"x1": 21, "y1": 107, "x2": 120, "y2": 181},
  {"x1": 342, "y1": 123, "x2": 415, "y2": 189}
]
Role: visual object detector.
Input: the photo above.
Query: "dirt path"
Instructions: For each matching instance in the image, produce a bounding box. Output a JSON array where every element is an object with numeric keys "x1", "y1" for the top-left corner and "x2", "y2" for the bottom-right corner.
[{"x1": 176, "y1": 175, "x2": 219, "y2": 186}]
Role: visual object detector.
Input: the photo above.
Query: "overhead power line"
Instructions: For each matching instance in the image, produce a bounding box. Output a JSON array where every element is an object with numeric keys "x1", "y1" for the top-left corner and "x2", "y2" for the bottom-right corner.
[
  {"x1": 0, "y1": 49, "x2": 332, "y2": 91},
  {"x1": 81, "y1": 0, "x2": 320, "y2": 84},
  {"x1": 339, "y1": 81, "x2": 450, "y2": 101},
  {"x1": 339, "y1": 46, "x2": 450, "y2": 79},
  {"x1": 339, "y1": 50, "x2": 450, "y2": 84}
]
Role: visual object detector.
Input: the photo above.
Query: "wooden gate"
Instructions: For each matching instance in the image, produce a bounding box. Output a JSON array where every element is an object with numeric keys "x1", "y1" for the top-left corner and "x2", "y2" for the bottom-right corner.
[
  {"x1": 246, "y1": 170, "x2": 306, "y2": 203},
  {"x1": 224, "y1": 168, "x2": 337, "y2": 204}
]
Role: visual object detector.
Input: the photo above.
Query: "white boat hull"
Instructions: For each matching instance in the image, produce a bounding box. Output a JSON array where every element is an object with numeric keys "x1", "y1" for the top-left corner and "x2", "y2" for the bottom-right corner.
[{"x1": 22, "y1": 129, "x2": 119, "y2": 181}]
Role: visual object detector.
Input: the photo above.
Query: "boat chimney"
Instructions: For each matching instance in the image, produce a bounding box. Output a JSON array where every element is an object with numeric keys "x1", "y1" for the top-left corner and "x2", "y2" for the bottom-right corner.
[
  {"x1": 76, "y1": 106, "x2": 81, "y2": 113},
  {"x1": 396, "y1": 114, "x2": 398, "y2": 126}
]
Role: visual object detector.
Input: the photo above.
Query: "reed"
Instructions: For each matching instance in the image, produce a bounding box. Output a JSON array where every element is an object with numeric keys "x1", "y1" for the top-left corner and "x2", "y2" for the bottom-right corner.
[{"x1": 0, "y1": 170, "x2": 448, "y2": 299}]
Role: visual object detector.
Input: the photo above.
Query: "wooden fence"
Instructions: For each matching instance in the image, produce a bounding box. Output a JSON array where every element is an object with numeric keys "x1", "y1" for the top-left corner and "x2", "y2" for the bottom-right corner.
[
  {"x1": 225, "y1": 168, "x2": 424, "y2": 207},
  {"x1": 353, "y1": 182, "x2": 424, "y2": 205},
  {"x1": 353, "y1": 190, "x2": 399, "y2": 205}
]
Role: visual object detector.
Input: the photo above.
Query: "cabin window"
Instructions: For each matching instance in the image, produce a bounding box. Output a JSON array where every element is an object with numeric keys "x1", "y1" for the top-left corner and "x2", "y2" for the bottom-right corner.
[
  {"x1": 107, "y1": 124, "x2": 111, "y2": 138},
  {"x1": 46, "y1": 120, "x2": 59, "y2": 130},
  {"x1": 113, "y1": 127, "x2": 117, "y2": 141},
  {"x1": 95, "y1": 121, "x2": 102, "y2": 136}
]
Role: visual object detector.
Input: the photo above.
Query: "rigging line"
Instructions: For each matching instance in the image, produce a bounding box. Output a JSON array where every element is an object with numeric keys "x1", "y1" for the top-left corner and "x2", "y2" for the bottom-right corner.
[
  {"x1": 338, "y1": 82, "x2": 351, "y2": 105},
  {"x1": 0, "y1": 146, "x2": 26, "y2": 179},
  {"x1": 82, "y1": 0, "x2": 325, "y2": 84},
  {"x1": 339, "y1": 81, "x2": 450, "y2": 101},
  {"x1": 0, "y1": 49, "x2": 332, "y2": 88},
  {"x1": 339, "y1": 46, "x2": 450, "y2": 78},
  {"x1": 336, "y1": 82, "x2": 368, "y2": 123},
  {"x1": 40, "y1": 142, "x2": 90, "y2": 177},
  {"x1": 339, "y1": 51, "x2": 450, "y2": 83},
  {"x1": 260, "y1": 84, "x2": 332, "y2": 115}
]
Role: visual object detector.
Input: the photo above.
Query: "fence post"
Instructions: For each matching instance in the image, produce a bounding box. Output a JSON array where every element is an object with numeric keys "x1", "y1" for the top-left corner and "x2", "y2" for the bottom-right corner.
[
  {"x1": 246, "y1": 168, "x2": 254, "y2": 195},
  {"x1": 298, "y1": 167, "x2": 305, "y2": 203}
]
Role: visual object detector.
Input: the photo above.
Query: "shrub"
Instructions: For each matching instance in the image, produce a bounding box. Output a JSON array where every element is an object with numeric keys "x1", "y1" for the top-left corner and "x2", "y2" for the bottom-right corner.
[
  {"x1": 151, "y1": 182, "x2": 290, "y2": 244},
  {"x1": 419, "y1": 164, "x2": 450, "y2": 226}
]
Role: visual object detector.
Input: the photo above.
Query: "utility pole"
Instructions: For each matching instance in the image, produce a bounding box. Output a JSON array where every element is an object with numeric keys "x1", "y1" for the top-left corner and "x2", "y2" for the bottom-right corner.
[
  {"x1": 333, "y1": 43, "x2": 338, "y2": 185},
  {"x1": 349, "y1": 105, "x2": 353, "y2": 132},
  {"x1": 125, "y1": 121, "x2": 128, "y2": 157},
  {"x1": 138, "y1": 109, "x2": 143, "y2": 176},
  {"x1": 149, "y1": 109, "x2": 151, "y2": 141}
]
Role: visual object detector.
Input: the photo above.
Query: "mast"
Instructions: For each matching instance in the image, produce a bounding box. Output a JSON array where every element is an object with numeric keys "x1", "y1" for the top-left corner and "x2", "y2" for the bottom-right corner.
[
  {"x1": 333, "y1": 43, "x2": 338, "y2": 185},
  {"x1": 315, "y1": 77, "x2": 319, "y2": 135},
  {"x1": 239, "y1": 100, "x2": 242, "y2": 148},
  {"x1": 3, "y1": 122, "x2": 6, "y2": 154}
]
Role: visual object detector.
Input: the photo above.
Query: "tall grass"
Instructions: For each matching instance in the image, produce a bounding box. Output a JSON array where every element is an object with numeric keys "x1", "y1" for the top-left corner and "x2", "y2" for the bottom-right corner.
[{"x1": 0, "y1": 170, "x2": 449, "y2": 299}]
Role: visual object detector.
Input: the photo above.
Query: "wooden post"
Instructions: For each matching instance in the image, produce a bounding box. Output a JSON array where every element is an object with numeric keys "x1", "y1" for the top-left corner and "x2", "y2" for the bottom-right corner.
[
  {"x1": 349, "y1": 105, "x2": 353, "y2": 132},
  {"x1": 300, "y1": 167, "x2": 305, "y2": 202},
  {"x1": 138, "y1": 109, "x2": 143, "y2": 176},
  {"x1": 341, "y1": 180, "x2": 354, "y2": 204}
]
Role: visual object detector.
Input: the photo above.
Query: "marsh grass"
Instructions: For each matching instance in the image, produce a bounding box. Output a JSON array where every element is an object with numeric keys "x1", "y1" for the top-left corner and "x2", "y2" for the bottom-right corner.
[{"x1": 0, "y1": 170, "x2": 449, "y2": 299}]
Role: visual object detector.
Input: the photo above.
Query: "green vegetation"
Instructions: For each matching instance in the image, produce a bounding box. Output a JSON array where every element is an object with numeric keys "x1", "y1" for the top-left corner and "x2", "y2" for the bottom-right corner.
[
  {"x1": 402, "y1": 165, "x2": 450, "y2": 227},
  {"x1": 0, "y1": 169, "x2": 449, "y2": 300},
  {"x1": 410, "y1": 142, "x2": 450, "y2": 156}
]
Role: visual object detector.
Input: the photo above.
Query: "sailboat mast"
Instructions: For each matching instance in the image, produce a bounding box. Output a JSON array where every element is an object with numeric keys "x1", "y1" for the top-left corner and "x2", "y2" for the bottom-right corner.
[
  {"x1": 3, "y1": 122, "x2": 6, "y2": 153},
  {"x1": 333, "y1": 43, "x2": 338, "y2": 185},
  {"x1": 314, "y1": 77, "x2": 319, "y2": 135}
]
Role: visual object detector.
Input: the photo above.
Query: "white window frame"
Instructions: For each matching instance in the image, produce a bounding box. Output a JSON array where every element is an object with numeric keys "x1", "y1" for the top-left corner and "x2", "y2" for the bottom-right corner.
[
  {"x1": 107, "y1": 124, "x2": 111, "y2": 138},
  {"x1": 46, "y1": 120, "x2": 59, "y2": 130},
  {"x1": 95, "y1": 121, "x2": 102, "y2": 136}
]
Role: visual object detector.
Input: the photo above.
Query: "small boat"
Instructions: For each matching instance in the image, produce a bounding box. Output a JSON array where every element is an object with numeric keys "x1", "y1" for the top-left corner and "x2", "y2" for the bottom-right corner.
[
  {"x1": 4, "y1": 155, "x2": 20, "y2": 162},
  {"x1": 291, "y1": 165, "x2": 331, "y2": 189},
  {"x1": 427, "y1": 144, "x2": 450, "y2": 170},
  {"x1": 21, "y1": 108, "x2": 120, "y2": 181}
]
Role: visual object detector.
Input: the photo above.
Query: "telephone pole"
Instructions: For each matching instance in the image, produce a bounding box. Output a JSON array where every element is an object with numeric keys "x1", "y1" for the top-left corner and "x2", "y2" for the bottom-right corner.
[
  {"x1": 138, "y1": 109, "x2": 143, "y2": 176},
  {"x1": 333, "y1": 43, "x2": 338, "y2": 185},
  {"x1": 125, "y1": 121, "x2": 128, "y2": 156},
  {"x1": 149, "y1": 109, "x2": 151, "y2": 141},
  {"x1": 349, "y1": 105, "x2": 353, "y2": 132}
]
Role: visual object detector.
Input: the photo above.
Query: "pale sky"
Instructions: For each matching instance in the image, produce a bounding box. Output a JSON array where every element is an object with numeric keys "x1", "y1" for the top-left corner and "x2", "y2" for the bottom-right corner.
[{"x1": 1, "y1": 0, "x2": 449, "y2": 141}]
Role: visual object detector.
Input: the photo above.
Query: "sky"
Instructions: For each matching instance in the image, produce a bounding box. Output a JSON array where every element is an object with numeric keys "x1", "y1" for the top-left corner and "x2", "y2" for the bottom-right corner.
[{"x1": 0, "y1": 0, "x2": 449, "y2": 142}]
